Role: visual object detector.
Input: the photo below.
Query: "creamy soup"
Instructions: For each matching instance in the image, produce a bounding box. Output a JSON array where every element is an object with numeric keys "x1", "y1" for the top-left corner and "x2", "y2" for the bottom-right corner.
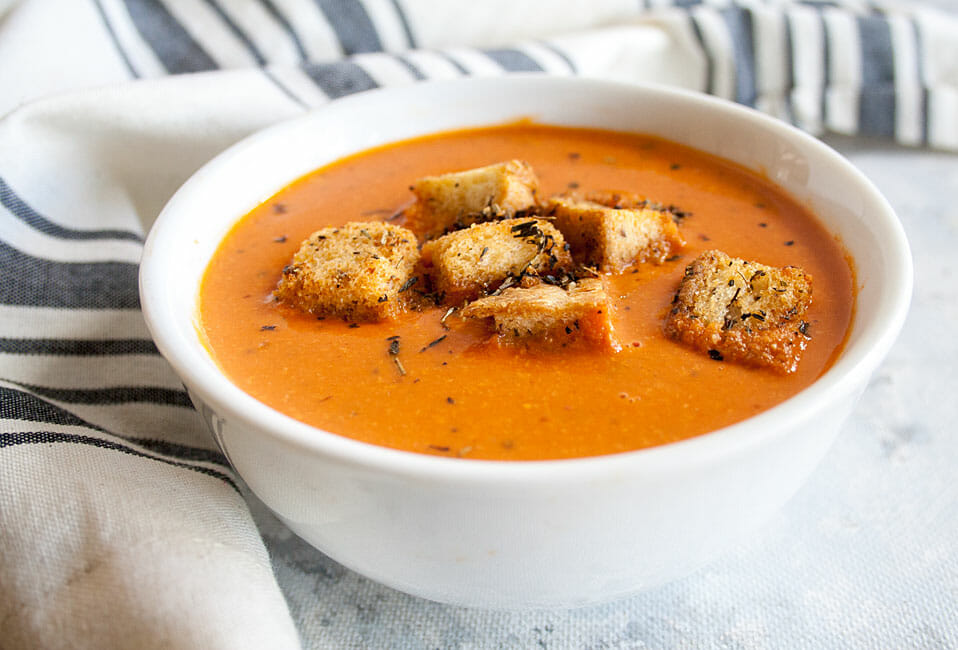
[{"x1": 198, "y1": 123, "x2": 854, "y2": 460}]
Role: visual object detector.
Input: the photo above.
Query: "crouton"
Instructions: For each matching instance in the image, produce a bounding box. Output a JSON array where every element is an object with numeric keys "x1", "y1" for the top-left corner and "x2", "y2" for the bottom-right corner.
[
  {"x1": 274, "y1": 221, "x2": 419, "y2": 322},
  {"x1": 547, "y1": 192, "x2": 684, "y2": 272},
  {"x1": 461, "y1": 278, "x2": 618, "y2": 350},
  {"x1": 421, "y1": 218, "x2": 574, "y2": 303},
  {"x1": 664, "y1": 250, "x2": 813, "y2": 372},
  {"x1": 406, "y1": 160, "x2": 539, "y2": 240}
]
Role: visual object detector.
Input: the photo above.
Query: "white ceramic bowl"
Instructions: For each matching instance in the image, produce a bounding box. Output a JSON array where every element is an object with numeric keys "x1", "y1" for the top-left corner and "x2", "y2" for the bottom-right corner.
[{"x1": 140, "y1": 76, "x2": 912, "y2": 609}]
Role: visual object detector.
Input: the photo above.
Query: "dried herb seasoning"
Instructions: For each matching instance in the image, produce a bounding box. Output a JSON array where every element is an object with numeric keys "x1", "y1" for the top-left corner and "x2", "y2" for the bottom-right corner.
[
  {"x1": 420, "y1": 335, "x2": 447, "y2": 353},
  {"x1": 440, "y1": 306, "x2": 456, "y2": 328},
  {"x1": 398, "y1": 276, "x2": 419, "y2": 293}
]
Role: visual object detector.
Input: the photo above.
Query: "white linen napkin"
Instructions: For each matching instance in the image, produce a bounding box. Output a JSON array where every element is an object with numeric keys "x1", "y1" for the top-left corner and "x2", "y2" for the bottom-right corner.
[{"x1": 0, "y1": 1, "x2": 955, "y2": 648}]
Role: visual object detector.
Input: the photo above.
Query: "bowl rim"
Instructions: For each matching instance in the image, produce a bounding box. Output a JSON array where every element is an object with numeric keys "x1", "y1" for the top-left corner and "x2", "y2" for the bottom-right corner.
[{"x1": 140, "y1": 75, "x2": 913, "y2": 486}]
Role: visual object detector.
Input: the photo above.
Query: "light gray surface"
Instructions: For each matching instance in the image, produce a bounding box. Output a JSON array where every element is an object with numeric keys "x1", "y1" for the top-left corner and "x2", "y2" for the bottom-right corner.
[{"x1": 247, "y1": 138, "x2": 958, "y2": 649}]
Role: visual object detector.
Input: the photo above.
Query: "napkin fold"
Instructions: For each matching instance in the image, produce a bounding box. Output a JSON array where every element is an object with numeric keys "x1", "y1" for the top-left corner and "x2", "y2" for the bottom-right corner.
[
  {"x1": 0, "y1": 1, "x2": 955, "y2": 648},
  {"x1": 3, "y1": 0, "x2": 957, "y2": 148}
]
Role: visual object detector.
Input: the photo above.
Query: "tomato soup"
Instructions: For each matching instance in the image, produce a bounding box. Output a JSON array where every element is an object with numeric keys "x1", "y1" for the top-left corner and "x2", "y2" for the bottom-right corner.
[{"x1": 198, "y1": 123, "x2": 854, "y2": 460}]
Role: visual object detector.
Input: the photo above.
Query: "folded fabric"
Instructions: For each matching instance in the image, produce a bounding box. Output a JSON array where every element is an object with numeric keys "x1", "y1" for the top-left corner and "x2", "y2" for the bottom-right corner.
[
  {"x1": 0, "y1": 1, "x2": 955, "y2": 648},
  {"x1": 2, "y1": 0, "x2": 956, "y2": 148}
]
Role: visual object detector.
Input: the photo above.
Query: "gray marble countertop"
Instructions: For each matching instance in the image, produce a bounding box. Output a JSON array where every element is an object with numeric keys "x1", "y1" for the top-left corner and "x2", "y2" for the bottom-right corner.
[{"x1": 249, "y1": 137, "x2": 958, "y2": 649}]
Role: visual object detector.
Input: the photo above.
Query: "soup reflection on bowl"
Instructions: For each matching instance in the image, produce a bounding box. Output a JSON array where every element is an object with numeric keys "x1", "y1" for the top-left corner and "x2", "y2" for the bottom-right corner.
[{"x1": 140, "y1": 76, "x2": 911, "y2": 608}]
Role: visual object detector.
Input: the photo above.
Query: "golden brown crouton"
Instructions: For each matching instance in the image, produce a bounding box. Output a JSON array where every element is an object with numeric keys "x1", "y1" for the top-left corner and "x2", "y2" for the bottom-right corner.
[
  {"x1": 461, "y1": 278, "x2": 618, "y2": 350},
  {"x1": 665, "y1": 250, "x2": 813, "y2": 372},
  {"x1": 405, "y1": 160, "x2": 539, "y2": 240},
  {"x1": 274, "y1": 221, "x2": 419, "y2": 322},
  {"x1": 421, "y1": 218, "x2": 573, "y2": 303},
  {"x1": 547, "y1": 192, "x2": 684, "y2": 272}
]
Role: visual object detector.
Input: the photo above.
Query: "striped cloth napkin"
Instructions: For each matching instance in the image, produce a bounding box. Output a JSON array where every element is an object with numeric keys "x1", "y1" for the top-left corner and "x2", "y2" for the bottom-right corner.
[{"x1": 0, "y1": 1, "x2": 954, "y2": 648}]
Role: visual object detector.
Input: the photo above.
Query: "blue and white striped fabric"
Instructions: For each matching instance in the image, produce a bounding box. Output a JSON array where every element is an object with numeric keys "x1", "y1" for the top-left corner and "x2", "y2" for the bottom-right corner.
[
  {"x1": 3, "y1": 0, "x2": 957, "y2": 147},
  {"x1": 0, "y1": 1, "x2": 955, "y2": 648}
]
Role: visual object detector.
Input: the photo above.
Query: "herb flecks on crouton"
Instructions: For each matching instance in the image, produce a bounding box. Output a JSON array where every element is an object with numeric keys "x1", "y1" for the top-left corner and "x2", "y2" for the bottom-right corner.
[
  {"x1": 461, "y1": 278, "x2": 619, "y2": 350},
  {"x1": 421, "y1": 218, "x2": 574, "y2": 302},
  {"x1": 406, "y1": 160, "x2": 539, "y2": 240},
  {"x1": 547, "y1": 191, "x2": 684, "y2": 272},
  {"x1": 573, "y1": 190, "x2": 690, "y2": 222},
  {"x1": 275, "y1": 222, "x2": 419, "y2": 322},
  {"x1": 665, "y1": 250, "x2": 812, "y2": 372}
]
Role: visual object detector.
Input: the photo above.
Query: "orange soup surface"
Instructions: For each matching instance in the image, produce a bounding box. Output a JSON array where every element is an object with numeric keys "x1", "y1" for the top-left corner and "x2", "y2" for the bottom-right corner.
[{"x1": 199, "y1": 124, "x2": 854, "y2": 460}]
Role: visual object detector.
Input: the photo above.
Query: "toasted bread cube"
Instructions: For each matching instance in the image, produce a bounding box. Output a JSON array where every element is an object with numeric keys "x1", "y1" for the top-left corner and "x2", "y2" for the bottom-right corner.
[
  {"x1": 274, "y1": 222, "x2": 419, "y2": 322},
  {"x1": 421, "y1": 218, "x2": 573, "y2": 303},
  {"x1": 461, "y1": 278, "x2": 618, "y2": 350},
  {"x1": 665, "y1": 250, "x2": 813, "y2": 372},
  {"x1": 572, "y1": 190, "x2": 654, "y2": 210},
  {"x1": 547, "y1": 192, "x2": 684, "y2": 272},
  {"x1": 406, "y1": 160, "x2": 539, "y2": 240}
]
